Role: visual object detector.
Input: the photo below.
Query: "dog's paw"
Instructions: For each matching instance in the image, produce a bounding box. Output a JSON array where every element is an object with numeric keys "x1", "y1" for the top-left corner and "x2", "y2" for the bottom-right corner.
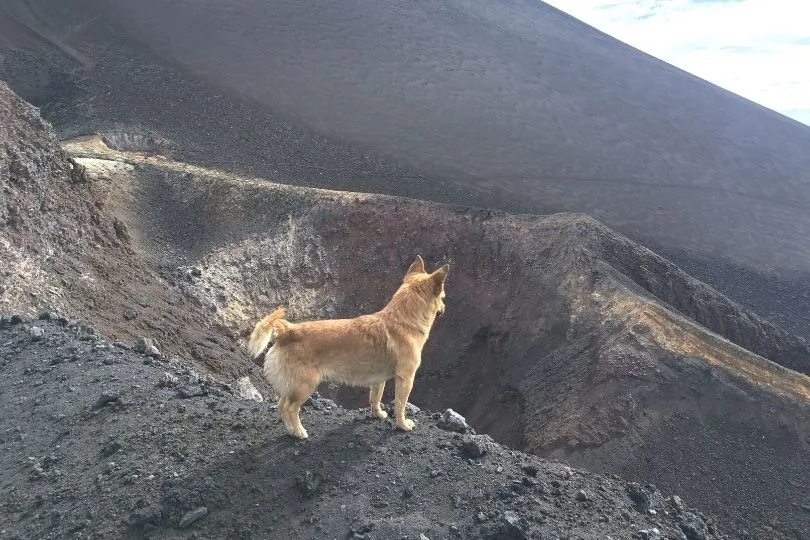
[
  {"x1": 396, "y1": 418, "x2": 415, "y2": 431},
  {"x1": 373, "y1": 408, "x2": 388, "y2": 420},
  {"x1": 289, "y1": 426, "x2": 309, "y2": 439}
]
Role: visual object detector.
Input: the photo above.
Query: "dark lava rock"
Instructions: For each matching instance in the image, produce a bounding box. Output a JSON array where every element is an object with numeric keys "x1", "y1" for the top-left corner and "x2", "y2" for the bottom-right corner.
[
  {"x1": 480, "y1": 511, "x2": 528, "y2": 539},
  {"x1": 296, "y1": 470, "x2": 323, "y2": 499},
  {"x1": 100, "y1": 439, "x2": 122, "y2": 457},
  {"x1": 178, "y1": 506, "x2": 208, "y2": 528},
  {"x1": 460, "y1": 434, "x2": 495, "y2": 459},
  {"x1": 437, "y1": 408, "x2": 469, "y2": 432},
  {"x1": 37, "y1": 312, "x2": 64, "y2": 323},
  {"x1": 134, "y1": 337, "x2": 161, "y2": 357},
  {"x1": 679, "y1": 512, "x2": 709, "y2": 540},
  {"x1": 176, "y1": 385, "x2": 207, "y2": 399},
  {"x1": 627, "y1": 482, "x2": 663, "y2": 513},
  {"x1": 94, "y1": 390, "x2": 120, "y2": 408},
  {"x1": 129, "y1": 504, "x2": 163, "y2": 529}
]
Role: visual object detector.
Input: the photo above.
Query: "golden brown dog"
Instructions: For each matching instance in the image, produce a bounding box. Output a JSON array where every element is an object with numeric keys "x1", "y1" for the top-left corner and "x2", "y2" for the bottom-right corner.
[{"x1": 247, "y1": 256, "x2": 448, "y2": 439}]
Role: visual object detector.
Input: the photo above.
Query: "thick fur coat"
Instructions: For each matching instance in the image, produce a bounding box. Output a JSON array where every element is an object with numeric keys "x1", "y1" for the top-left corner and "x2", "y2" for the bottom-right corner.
[{"x1": 247, "y1": 256, "x2": 448, "y2": 438}]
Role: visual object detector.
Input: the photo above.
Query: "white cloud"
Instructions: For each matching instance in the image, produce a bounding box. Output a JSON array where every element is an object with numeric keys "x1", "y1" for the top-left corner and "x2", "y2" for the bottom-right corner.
[{"x1": 544, "y1": 0, "x2": 810, "y2": 125}]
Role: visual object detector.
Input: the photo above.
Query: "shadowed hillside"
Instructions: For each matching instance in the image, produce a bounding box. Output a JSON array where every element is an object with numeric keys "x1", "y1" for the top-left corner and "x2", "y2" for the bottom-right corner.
[{"x1": 1, "y1": 0, "x2": 810, "y2": 340}]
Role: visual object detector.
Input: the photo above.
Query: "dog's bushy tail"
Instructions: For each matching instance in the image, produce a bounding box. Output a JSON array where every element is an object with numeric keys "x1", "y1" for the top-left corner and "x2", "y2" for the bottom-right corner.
[{"x1": 247, "y1": 307, "x2": 292, "y2": 359}]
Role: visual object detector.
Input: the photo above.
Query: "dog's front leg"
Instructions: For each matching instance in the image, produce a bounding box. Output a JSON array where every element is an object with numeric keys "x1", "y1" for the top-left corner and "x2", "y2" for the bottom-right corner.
[
  {"x1": 369, "y1": 382, "x2": 388, "y2": 419},
  {"x1": 394, "y1": 373, "x2": 415, "y2": 431}
]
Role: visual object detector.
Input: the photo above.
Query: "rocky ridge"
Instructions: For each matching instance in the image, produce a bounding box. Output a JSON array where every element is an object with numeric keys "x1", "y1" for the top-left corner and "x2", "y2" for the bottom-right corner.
[{"x1": 0, "y1": 316, "x2": 726, "y2": 540}]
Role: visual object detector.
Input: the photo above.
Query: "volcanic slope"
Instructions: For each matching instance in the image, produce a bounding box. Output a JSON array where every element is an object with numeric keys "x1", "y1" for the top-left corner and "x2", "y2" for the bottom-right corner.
[
  {"x1": 2, "y1": 0, "x2": 810, "y2": 340},
  {"x1": 0, "y1": 317, "x2": 731, "y2": 540},
  {"x1": 62, "y1": 132, "x2": 810, "y2": 540},
  {"x1": 0, "y1": 80, "x2": 262, "y2": 387},
  {"x1": 2, "y1": 80, "x2": 809, "y2": 538}
]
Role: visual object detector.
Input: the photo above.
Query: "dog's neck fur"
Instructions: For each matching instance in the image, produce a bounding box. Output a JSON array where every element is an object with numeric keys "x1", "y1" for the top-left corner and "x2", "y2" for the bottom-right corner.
[{"x1": 378, "y1": 281, "x2": 437, "y2": 340}]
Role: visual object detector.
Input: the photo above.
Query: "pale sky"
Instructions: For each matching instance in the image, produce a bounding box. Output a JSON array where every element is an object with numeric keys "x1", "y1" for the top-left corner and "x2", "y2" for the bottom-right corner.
[{"x1": 544, "y1": 0, "x2": 810, "y2": 126}]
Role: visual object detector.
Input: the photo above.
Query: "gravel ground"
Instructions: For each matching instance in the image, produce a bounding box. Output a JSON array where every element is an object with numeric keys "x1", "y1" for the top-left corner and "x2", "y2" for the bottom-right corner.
[{"x1": 0, "y1": 316, "x2": 726, "y2": 540}]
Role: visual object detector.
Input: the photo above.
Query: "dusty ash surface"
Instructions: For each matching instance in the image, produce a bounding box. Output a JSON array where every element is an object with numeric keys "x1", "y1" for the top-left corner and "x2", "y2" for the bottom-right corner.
[
  {"x1": 2, "y1": 0, "x2": 810, "y2": 341},
  {"x1": 0, "y1": 317, "x2": 731, "y2": 540},
  {"x1": 1, "y1": 80, "x2": 809, "y2": 539}
]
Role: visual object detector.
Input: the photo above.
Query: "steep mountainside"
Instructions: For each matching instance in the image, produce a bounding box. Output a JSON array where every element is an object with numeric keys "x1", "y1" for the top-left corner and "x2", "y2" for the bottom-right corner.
[
  {"x1": 0, "y1": 80, "x2": 260, "y2": 386},
  {"x1": 2, "y1": 0, "x2": 810, "y2": 339},
  {"x1": 1, "y1": 16, "x2": 810, "y2": 540},
  {"x1": 60, "y1": 131, "x2": 810, "y2": 540}
]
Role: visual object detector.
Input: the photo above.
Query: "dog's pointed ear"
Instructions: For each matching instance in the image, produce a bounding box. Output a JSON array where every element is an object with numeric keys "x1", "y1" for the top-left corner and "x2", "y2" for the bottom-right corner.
[
  {"x1": 405, "y1": 255, "x2": 425, "y2": 277},
  {"x1": 430, "y1": 264, "x2": 449, "y2": 293}
]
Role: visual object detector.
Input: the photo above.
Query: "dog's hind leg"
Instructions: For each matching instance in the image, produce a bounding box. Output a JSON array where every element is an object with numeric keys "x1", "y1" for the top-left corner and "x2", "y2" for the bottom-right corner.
[
  {"x1": 369, "y1": 382, "x2": 388, "y2": 420},
  {"x1": 394, "y1": 373, "x2": 416, "y2": 431},
  {"x1": 283, "y1": 379, "x2": 318, "y2": 439},
  {"x1": 276, "y1": 396, "x2": 290, "y2": 427}
]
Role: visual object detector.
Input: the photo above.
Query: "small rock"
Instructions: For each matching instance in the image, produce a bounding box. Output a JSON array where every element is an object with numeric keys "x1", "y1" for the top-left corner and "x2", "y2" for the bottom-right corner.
[
  {"x1": 437, "y1": 408, "x2": 469, "y2": 432},
  {"x1": 296, "y1": 470, "x2": 323, "y2": 499},
  {"x1": 481, "y1": 511, "x2": 527, "y2": 539},
  {"x1": 575, "y1": 490, "x2": 590, "y2": 502},
  {"x1": 123, "y1": 310, "x2": 138, "y2": 321},
  {"x1": 10, "y1": 315, "x2": 24, "y2": 325},
  {"x1": 158, "y1": 372, "x2": 180, "y2": 388},
  {"x1": 94, "y1": 391, "x2": 120, "y2": 408},
  {"x1": 30, "y1": 464, "x2": 47, "y2": 479},
  {"x1": 460, "y1": 434, "x2": 495, "y2": 459},
  {"x1": 303, "y1": 393, "x2": 338, "y2": 410},
  {"x1": 420, "y1": 534, "x2": 430, "y2": 540},
  {"x1": 134, "y1": 337, "x2": 161, "y2": 357},
  {"x1": 627, "y1": 482, "x2": 661, "y2": 512},
  {"x1": 38, "y1": 312, "x2": 61, "y2": 322},
  {"x1": 230, "y1": 376, "x2": 264, "y2": 402},
  {"x1": 405, "y1": 402, "x2": 421, "y2": 414},
  {"x1": 178, "y1": 506, "x2": 208, "y2": 528},
  {"x1": 176, "y1": 385, "x2": 207, "y2": 399},
  {"x1": 668, "y1": 495, "x2": 685, "y2": 513},
  {"x1": 100, "y1": 440, "x2": 122, "y2": 457},
  {"x1": 402, "y1": 486, "x2": 414, "y2": 499},
  {"x1": 679, "y1": 512, "x2": 709, "y2": 540},
  {"x1": 350, "y1": 521, "x2": 374, "y2": 535},
  {"x1": 130, "y1": 504, "x2": 163, "y2": 528},
  {"x1": 28, "y1": 326, "x2": 45, "y2": 341},
  {"x1": 521, "y1": 464, "x2": 538, "y2": 477}
]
